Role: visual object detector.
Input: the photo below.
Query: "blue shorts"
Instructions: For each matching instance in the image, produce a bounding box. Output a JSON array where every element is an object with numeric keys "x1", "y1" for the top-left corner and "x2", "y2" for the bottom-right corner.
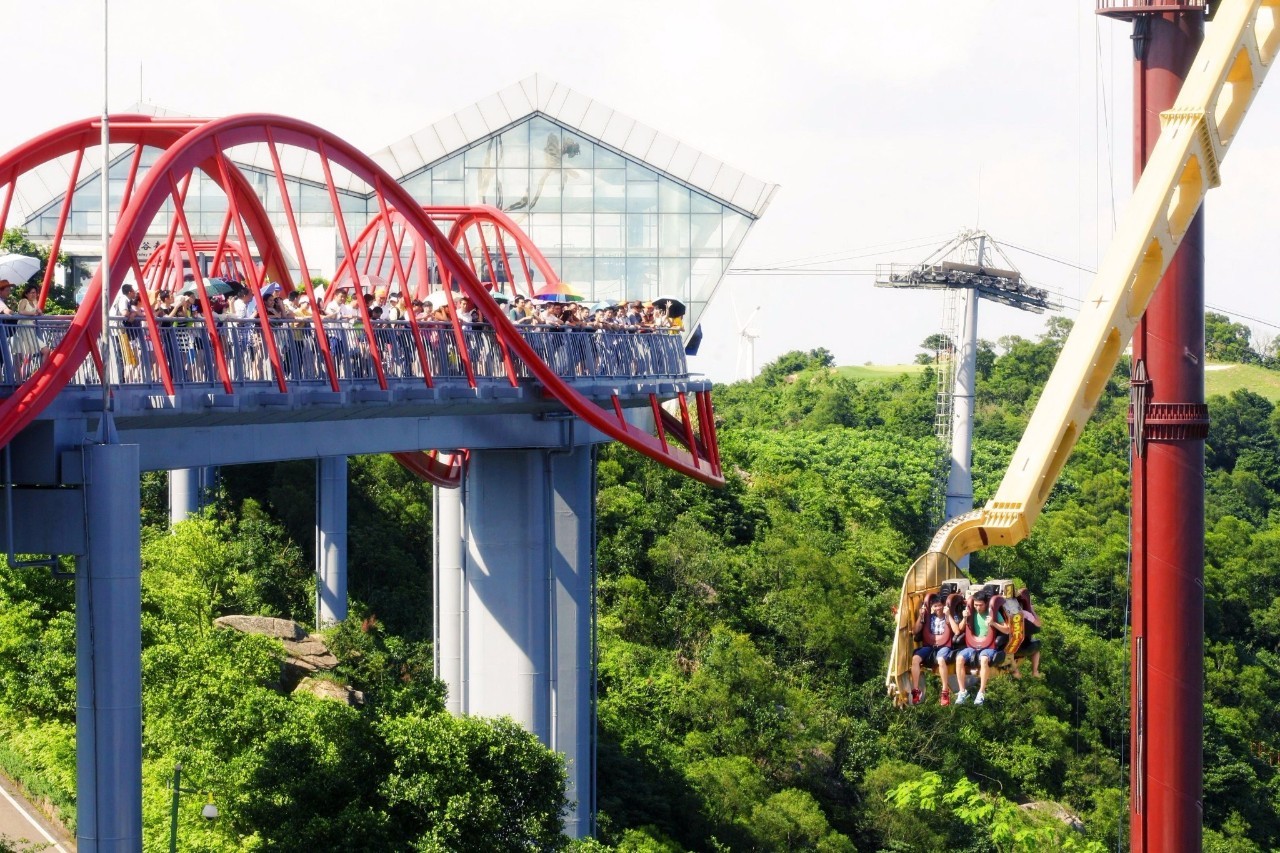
[
  {"x1": 958, "y1": 647, "x2": 999, "y2": 666},
  {"x1": 913, "y1": 646, "x2": 953, "y2": 666}
]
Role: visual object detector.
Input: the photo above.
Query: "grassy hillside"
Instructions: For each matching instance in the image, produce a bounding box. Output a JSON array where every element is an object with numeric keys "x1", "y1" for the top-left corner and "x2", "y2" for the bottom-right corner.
[
  {"x1": 837, "y1": 361, "x2": 1279, "y2": 400},
  {"x1": 1206, "y1": 362, "x2": 1280, "y2": 402},
  {"x1": 835, "y1": 363, "x2": 928, "y2": 382}
]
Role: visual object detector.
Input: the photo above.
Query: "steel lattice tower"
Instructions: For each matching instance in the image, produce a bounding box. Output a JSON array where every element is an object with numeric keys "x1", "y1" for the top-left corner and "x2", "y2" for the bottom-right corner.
[{"x1": 878, "y1": 230, "x2": 1061, "y2": 532}]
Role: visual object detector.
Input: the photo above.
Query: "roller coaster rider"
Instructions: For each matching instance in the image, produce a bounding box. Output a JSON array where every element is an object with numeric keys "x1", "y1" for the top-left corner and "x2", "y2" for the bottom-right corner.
[
  {"x1": 954, "y1": 589, "x2": 1010, "y2": 706},
  {"x1": 910, "y1": 593, "x2": 963, "y2": 706}
]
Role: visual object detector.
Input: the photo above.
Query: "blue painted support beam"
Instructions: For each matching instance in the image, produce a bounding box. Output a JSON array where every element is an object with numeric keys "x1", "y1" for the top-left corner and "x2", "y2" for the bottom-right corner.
[
  {"x1": 76, "y1": 443, "x2": 142, "y2": 853},
  {"x1": 316, "y1": 456, "x2": 348, "y2": 627}
]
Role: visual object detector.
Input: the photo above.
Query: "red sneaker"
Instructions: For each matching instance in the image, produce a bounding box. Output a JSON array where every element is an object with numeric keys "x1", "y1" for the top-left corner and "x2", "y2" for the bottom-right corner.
[
  {"x1": 910, "y1": 689, "x2": 922, "y2": 705},
  {"x1": 940, "y1": 691, "x2": 951, "y2": 707}
]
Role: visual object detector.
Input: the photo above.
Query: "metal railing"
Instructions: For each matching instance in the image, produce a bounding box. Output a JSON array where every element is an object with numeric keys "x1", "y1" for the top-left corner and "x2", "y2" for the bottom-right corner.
[
  {"x1": 0, "y1": 316, "x2": 690, "y2": 390},
  {"x1": 1095, "y1": 0, "x2": 1207, "y2": 15}
]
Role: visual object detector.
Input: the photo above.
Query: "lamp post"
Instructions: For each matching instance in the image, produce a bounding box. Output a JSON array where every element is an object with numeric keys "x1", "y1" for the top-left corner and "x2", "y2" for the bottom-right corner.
[{"x1": 168, "y1": 763, "x2": 218, "y2": 853}]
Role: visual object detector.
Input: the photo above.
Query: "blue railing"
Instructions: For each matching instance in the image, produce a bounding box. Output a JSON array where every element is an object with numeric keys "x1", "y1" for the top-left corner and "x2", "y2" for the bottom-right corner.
[{"x1": 0, "y1": 317, "x2": 690, "y2": 389}]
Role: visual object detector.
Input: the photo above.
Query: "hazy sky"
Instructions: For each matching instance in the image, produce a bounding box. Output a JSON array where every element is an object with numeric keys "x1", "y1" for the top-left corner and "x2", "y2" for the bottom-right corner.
[{"x1": 3, "y1": 1, "x2": 1276, "y2": 381}]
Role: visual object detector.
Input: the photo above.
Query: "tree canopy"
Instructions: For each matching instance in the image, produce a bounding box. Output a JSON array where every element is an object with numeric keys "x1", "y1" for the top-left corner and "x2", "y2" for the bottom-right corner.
[{"x1": 0, "y1": 320, "x2": 1278, "y2": 849}]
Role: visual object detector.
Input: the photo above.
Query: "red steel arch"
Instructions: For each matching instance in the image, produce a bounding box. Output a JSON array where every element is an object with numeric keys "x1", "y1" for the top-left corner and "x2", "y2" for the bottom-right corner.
[
  {"x1": 0, "y1": 115, "x2": 723, "y2": 486},
  {"x1": 138, "y1": 239, "x2": 262, "y2": 296},
  {"x1": 0, "y1": 114, "x2": 308, "y2": 409},
  {"x1": 332, "y1": 201, "x2": 719, "y2": 485},
  {"x1": 0, "y1": 115, "x2": 204, "y2": 311}
]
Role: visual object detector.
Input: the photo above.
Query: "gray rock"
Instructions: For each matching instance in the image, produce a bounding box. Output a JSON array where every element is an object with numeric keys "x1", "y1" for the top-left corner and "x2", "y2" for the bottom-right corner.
[
  {"x1": 283, "y1": 635, "x2": 340, "y2": 671},
  {"x1": 213, "y1": 615, "x2": 306, "y2": 640}
]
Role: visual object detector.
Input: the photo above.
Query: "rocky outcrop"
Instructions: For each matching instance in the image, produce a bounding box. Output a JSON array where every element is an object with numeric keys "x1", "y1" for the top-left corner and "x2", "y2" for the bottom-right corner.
[
  {"x1": 294, "y1": 677, "x2": 364, "y2": 706},
  {"x1": 1020, "y1": 801, "x2": 1085, "y2": 832},
  {"x1": 214, "y1": 614, "x2": 358, "y2": 703},
  {"x1": 281, "y1": 636, "x2": 340, "y2": 673},
  {"x1": 213, "y1": 615, "x2": 306, "y2": 640}
]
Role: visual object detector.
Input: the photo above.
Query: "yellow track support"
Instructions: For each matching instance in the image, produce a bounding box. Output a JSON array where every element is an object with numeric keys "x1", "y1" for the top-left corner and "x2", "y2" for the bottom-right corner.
[{"x1": 887, "y1": 0, "x2": 1279, "y2": 701}]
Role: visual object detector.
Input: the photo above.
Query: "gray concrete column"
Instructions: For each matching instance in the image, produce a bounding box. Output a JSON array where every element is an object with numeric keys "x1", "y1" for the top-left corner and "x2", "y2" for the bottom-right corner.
[
  {"x1": 946, "y1": 286, "x2": 978, "y2": 525},
  {"x1": 316, "y1": 456, "x2": 348, "y2": 627},
  {"x1": 461, "y1": 444, "x2": 595, "y2": 837},
  {"x1": 548, "y1": 445, "x2": 596, "y2": 838},
  {"x1": 463, "y1": 450, "x2": 550, "y2": 734},
  {"x1": 77, "y1": 443, "x2": 142, "y2": 853},
  {"x1": 433, "y1": 481, "x2": 466, "y2": 715},
  {"x1": 168, "y1": 467, "x2": 213, "y2": 526}
]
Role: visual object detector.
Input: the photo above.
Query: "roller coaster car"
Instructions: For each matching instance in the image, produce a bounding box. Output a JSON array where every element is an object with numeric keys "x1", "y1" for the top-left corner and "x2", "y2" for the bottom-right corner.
[{"x1": 887, "y1": 552, "x2": 1030, "y2": 704}]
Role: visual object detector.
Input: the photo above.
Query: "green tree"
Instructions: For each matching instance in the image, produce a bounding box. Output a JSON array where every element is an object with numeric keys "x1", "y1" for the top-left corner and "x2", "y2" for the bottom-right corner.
[
  {"x1": 918, "y1": 333, "x2": 954, "y2": 364},
  {"x1": 1206, "y1": 312, "x2": 1257, "y2": 364},
  {"x1": 1, "y1": 227, "x2": 71, "y2": 309},
  {"x1": 378, "y1": 712, "x2": 569, "y2": 851}
]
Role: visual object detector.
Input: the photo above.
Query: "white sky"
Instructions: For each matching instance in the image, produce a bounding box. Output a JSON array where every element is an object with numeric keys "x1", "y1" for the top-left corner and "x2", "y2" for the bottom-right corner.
[{"x1": 2, "y1": 0, "x2": 1277, "y2": 382}]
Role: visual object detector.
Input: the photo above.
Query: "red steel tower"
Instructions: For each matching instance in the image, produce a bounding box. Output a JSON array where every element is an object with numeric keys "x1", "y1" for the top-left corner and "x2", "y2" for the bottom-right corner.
[{"x1": 1097, "y1": 2, "x2": 1208, "y2": 851}]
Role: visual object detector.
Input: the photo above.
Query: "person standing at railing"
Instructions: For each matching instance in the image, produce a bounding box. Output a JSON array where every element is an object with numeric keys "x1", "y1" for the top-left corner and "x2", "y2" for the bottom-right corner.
[
  {"x1": 370, "y1": 287, "x2": 388, "y2": 318},
  {"x1": 284, "y1": 290, "x2": 315, "y2": 379},
  {"x1": 0, "y1": 280, "x2": 15, "y2": 383},
  {"x1": 151, "y1": 290, "x2": 183, "y2": 381},
  {"x1": 111, "y1": 283, "x2": 136, "y2": 317},
  {"x1": 384, "y1": 292, "x2": 404, "y2": 322},
  {"x1": 13, "y1": 283, "x2": 50, "y2": 378},
  {"x1": 592, "y1": 308, "x2": 622, "y2": 376},
  {"x1": 323, "y1": 291, "x2": 355, "y2": 375},
  {"x1": 455, "y1": 295, "x2": 479, "y2": 325},
  {"x1": 383, "y1": 293, "x2": 417, "y2": 377},
  {"x1": 112, "y1": 286, "x2": 145, "y2": 382}
]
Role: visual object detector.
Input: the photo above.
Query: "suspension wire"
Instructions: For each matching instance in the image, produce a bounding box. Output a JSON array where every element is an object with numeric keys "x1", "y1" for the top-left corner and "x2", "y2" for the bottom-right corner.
[
  {"x1": 1119, "y1": 377, "x2": 1135, "y2": 853},
  {"x1": 1097, "y1": 16, "x2": 1119, "y2": 235},
  {"x1": 1003, "y1": 243, "x2": 1280, "y2": 332},
  {"x1": 745, "y1": 232, "x2": 956, "y2": 271},
  {"x1": 725, "y1": 269, "x2": 880, "y2": 276},
  {"x1": 730, "y1": 239, "x2": 948, "y2": 273},
  {"x1": 1002, "y1": 241, "x2": 1100, "y2": 274}
]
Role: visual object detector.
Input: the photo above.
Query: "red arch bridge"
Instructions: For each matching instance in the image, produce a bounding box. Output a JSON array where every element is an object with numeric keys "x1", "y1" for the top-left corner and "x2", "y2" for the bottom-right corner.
[{"x1": 0, "y1": 114, "x2": 725, "y2": 848}]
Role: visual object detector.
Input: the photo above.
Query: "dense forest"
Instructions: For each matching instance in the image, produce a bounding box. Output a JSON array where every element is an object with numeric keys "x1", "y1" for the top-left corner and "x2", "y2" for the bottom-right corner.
[{"x1": 0, "y1": 317, "x2": 1277, "y2": 850}]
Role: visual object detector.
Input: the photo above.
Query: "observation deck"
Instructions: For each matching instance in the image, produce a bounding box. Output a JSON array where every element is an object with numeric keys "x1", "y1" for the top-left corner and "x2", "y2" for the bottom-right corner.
[{"x1": 5, "y1": 317, "x2": 702, "y2": 478}]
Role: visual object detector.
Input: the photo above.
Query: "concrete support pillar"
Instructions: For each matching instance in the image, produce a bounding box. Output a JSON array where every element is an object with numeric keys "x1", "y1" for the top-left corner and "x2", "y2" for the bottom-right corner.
[
  {"x1": 947, "y1": 286, "x2": 978, "y2": 519},
  {"x1": 456, "y1": 444, "x2": 596, "y2": 837},
  {"x1": 77, "y1": 443, "x2": 142, "y2": 853},
  {"x1": 433, "y1": 481, "x2": 466, "y2": 715},
  {"x1": 316, "y1": 456, "x2": 348, "y2": 627},
  {"x1": 168, "y1": 467, "x2": 212, "y2": 526}
]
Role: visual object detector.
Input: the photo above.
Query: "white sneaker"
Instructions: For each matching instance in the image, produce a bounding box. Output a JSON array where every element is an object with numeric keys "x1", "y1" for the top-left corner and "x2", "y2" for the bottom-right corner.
[
  {"x1": 974, "y1": 691, "x2": 986, "y2": 706},
  {"x1": 954, "y1": 690, "x2": 969, "y2": 705}
]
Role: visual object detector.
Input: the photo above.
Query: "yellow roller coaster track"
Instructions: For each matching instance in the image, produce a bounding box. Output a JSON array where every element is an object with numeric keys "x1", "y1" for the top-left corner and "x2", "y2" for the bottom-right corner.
[{"x1": 887, "y1": 0, "x2": 1279, "y2": 701}]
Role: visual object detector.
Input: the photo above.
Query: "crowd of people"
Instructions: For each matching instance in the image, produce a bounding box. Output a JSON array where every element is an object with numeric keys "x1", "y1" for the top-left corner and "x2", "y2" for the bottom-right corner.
[
  {"x1": 74, "y1": 278, "x2": 686, "y2": 386},
  {"x1": 108, "y1": 279, "x2": 683, "y2": 332}
]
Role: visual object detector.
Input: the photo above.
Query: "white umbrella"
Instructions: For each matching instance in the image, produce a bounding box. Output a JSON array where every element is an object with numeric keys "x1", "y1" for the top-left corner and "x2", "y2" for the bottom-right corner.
[
  {"x1": 422, "y1": 290, "x2": 461, "y2": 308},
  {"x1": 0, "y1": 254, "x2": 41, "y2": 285}
]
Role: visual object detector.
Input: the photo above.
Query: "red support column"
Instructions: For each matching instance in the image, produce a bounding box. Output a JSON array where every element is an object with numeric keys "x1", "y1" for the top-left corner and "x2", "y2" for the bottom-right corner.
[{"x1": 1125, "y1": 10, "x2": 1207, "y2": 852}]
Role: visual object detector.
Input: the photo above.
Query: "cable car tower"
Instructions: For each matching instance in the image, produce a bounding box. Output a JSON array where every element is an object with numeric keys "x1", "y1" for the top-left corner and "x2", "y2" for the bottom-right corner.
[{"x1": 877, "y1": 230, "x2": 1060, "y2": 531}]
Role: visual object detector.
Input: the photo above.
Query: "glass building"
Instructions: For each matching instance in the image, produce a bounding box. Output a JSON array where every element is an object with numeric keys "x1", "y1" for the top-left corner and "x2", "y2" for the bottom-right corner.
[{"x1": 17, "y1": 75, "x2": 776, "y2": 335}]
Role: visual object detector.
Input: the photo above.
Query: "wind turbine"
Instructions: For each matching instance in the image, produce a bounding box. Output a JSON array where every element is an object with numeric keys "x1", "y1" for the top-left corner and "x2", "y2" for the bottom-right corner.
[{"x1": 733, "y1": 302, "x2": 762, "y2": 381}]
